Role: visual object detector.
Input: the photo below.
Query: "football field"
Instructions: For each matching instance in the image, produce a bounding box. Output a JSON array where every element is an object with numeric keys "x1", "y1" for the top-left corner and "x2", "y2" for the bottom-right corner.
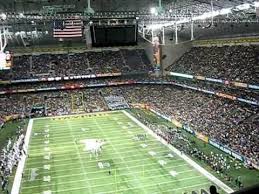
[{"x1": 18, "y1": 111, "x2": 230, "y2": 194}]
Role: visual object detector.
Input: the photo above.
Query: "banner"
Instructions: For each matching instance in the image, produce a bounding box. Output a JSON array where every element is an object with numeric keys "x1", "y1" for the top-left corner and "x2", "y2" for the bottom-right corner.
[
  {"x1": 216, "y1": 92, "x2": 237, "y2": 100},
  {"x1": 152, "y1": 36, "x2": 161, "y2": 71},
  {"x1": 232, "y1": 82, "x2": 248, "y2": 88},
  {"x1": 195, "y1": 132, "x2": 209, "y2": 143},
  {"x1": 248, "y1": 84, "x2": 259, "y2": 90},
  {"x1": 170, "y1": 72, "x2": 194, "y2": 79},
  {"x1": 0, "y1": 118, "x2": 4, "y2": 128},
  {"x1": 209, "y1": 140, "x2": 244, "y2": 161},
  {"x1": 205, "y1": 78, "x2": 223, "y2": 83},
  {"x1": 172, "y1": 119, "x2": 183, "y2": 128},
  {"x1": 201, "y1": 89, "x2": 215, "y2": 95},
  {"x1": 183, "y1": 123, "x2": 194, "y2": 134},
  {"x1": 237, "y1": 98, "x2": 258, "y2": 106},
  {"x1": 195, "y1": 76, "x2": 206, "y2": 80}
]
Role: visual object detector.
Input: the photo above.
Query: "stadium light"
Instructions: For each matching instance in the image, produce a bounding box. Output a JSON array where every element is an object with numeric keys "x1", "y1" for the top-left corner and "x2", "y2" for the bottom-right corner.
[
  {"x1": 236, "y1": 3, "x2": 251, "y2": 10},
  {"x1": 19, "y1": 13, "x2": 25, "y2": 18},
  {"x1": 146, "y1": 2, "x2": 253, "y2": 30},
  {"x1": 219, "y1": 8, "x2": 232, "y2": 15},
  {"x1": 0, "y1": 13, "x2": 7, "y2": 20},
  {"x1": 150, "y1": 7, "x2": 157, "y2": 15}
]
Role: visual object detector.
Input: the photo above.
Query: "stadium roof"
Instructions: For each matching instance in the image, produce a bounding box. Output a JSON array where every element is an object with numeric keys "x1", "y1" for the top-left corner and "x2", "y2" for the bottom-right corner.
[{"x1": 0, "y1": 0, "x2": 258, "y2": 44}]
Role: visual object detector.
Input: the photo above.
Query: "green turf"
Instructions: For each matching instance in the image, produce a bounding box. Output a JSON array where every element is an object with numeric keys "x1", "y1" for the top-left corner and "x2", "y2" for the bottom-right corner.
[
  {"x1": 129, "y1": 108, "x2": 259, "y2": 189},
  {"x1": 20, "y1": 111, "x2": 226, "y2": 194}
]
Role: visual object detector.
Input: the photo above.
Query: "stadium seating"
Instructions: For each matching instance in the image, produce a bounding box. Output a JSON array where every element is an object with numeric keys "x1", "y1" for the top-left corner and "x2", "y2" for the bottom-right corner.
[
  {"x1": 167, "y1": 45, "x2": 259, "y2": 84},
  {"x1": 0, "y1": 49, "x2": 151, "y2": 80}
]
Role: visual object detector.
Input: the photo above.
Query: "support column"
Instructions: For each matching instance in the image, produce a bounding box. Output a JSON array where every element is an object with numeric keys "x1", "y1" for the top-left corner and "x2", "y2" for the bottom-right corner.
[
  {"x1": 175, "y1": 24, "x2": 178, "y2": 44},
  {"x1": 191, "y1": 21, "x2": 194, "y2": 41},
  {"x1": 0, "y1": 27, "x2": 7, "y2": 52},
  {"x1": 85, "y1": 25, "x2": 92, "y2": 49},
  {"x1": 162, "y1": 27, "x2": 165, "y2": 45}
]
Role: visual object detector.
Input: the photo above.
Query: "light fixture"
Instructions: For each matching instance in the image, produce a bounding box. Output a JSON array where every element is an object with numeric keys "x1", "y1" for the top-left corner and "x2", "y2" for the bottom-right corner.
[
  {"x1": 236, "y1": 3, "x2": 250, "y2": 11},
  {"x1": 150, "y1": 7, "x2": 157, "y2": 15},
  {"x1": 19, "y1": 13, "x2": 25, "y2": 18},
  {"x1": 0, "y1": 13, "x2": 7, "y2": 20}
]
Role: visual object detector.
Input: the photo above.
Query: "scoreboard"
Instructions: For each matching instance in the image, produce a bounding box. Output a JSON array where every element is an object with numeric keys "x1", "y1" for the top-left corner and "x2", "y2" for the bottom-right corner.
[
  {"x1": 90, "y1": 18, "x2": 138, "y2": 47},
  {"x1": 0, "y1": 51, "x2": 12, "y2": 70}
]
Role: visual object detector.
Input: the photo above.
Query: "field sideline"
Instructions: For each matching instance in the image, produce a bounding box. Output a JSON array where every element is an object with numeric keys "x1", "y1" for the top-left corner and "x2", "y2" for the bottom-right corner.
[{"x1": 13, "y1": 110, "x2": 233, "y2": 194}]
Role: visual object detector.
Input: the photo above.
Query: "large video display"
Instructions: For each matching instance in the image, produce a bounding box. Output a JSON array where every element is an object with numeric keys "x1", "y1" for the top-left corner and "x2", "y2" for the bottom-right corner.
[{"x1": 91, "y1": 25, "x2": 137, "y2": 47}]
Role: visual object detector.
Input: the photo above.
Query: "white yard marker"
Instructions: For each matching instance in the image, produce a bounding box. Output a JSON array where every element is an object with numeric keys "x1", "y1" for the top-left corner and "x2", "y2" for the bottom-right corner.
[
  {"x1": 43, "y1": 190, "x2": 52, "y2": 194},
  {"x1": 44, "y1": 153, "x2": 51, "y2": 160},
  {"x1": 44, "y1": 140, "x2": 49, "y2": 145},
  {"x1": 45, "y1": 129, "x2": 49, "y2": 133},
  {"x1": 170, "y1": 170, "x2": 178, "y2": 177},
  {"x1": 167, "y1": 153, "x2": 174, "y2": 158},
  {"x1": 43, "y1": 176, "x2": 51, "y2": 182},
  {"x1": 158, "y1": 160, "x2": 167, "y2": 166},
  {"x1": 43, "y1": 165, "x2": 51, "y2": 170},
  {"x1": 148, "y1": 151, "x2": 156, "y2": 156},
  {"x1": 29, "y1": 168, "x2": 38, "y2": 181},
  {"x1": 81, "y1": 128, "x2": 90, "y2": 132},
  {"x1": 44, "y1": 134, "x2": 49, "y2": 138},
  {"x1": 122, "y1": 126, "x2": 127, "y2": 129},
  {"x1": 98, "y1": 162, "x2": 104, "y2": 169},
  {"x1": 140, "y1": 143, "x2": 148, "y2": 148},
  {"x1": 44, "y1": 147, "x2": 50, "y2": 151}
]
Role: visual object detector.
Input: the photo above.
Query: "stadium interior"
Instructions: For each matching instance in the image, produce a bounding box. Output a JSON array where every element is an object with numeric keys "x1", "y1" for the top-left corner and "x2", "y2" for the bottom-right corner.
[{"x1": 0, "y1": 0, "x2": 259, "y2": 194}]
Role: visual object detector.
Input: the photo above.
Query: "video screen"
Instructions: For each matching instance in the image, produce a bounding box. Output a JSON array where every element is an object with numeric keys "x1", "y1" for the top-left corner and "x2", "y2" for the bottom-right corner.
[{"x1": 0, "y1": 51, "x2": 12, "y2": 70}]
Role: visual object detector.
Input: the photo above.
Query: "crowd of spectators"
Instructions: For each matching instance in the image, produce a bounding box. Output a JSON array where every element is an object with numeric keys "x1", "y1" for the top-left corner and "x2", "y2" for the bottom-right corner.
[
  {"x1": 0, "y1": 49, "x2": 151, "y2": 80},
  {"x1": 167, "y1": 45, "x2": 259, "y2": 84}
]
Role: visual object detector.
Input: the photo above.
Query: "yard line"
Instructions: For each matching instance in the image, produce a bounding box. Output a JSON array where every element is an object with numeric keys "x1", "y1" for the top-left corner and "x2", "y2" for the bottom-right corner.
[
  {"x1": 94, "y1": 117, "x2": 148, "y2": 194},
  {"x1": 23, "y1": 165, "x2": 195, "y2": 183},
  {"x1": 152, "y1": 182, "x2": 212, "y2": 194},
  {"x1": 26, "y1": 147, "x2": 174, "y2": 166},
  {"x1": 30, "y1": 128, "x2": 142, "y2": 143},
  {"x1": 24, "y1": 156, "x2": 185, "y2": 173},
  {"x1": 29, "y1": 137, "x2": 161, "y2": 151},
  {"x1": 24, "y1": 163, "x2": 190, "y2": 178},
  {"x1": 66, "y1": 120, "x2": 93, "y2": 194},
  {"x1": 22, "y1": 174, "x2": 205, "y2": 190},
  {"x1": 30, "y1": 125, "x2": 142, "y2": 142}
]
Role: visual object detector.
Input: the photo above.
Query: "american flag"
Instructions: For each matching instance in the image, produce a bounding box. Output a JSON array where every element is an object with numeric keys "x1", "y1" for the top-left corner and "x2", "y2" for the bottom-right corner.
[{"x1": 53, "y1": 19, "x2": 83, "y2": 38}]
